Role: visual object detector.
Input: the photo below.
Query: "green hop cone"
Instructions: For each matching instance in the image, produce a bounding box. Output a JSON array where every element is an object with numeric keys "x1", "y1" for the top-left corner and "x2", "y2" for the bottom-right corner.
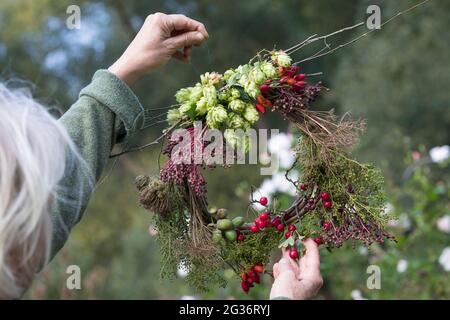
[
  {"x1": 238, "y1": 74, "x2": 249, "y2": 87},
  {"x1": 175, "y1": 87, "x2": 192, "y2": 104},
  {"x1": 167, "y1": 108, "x2": 182, "y2": 125},
  {"x1": 227, "y1": 113, "x2": 246, "y2": 129},
  {"x1": 224, "y1": 129, "x2": 239, "y2": 148},
  {"x1": 179, "y1": 103, "x2": 194, "y2": 115},
  {"x1": 203, "y1": 85, "x2": 217, "y2": 109},
  {"x1": 243, "y1": 103, "x2": 259, "y2": 124},
  {"x1": 228, "y1": 99, "x2": 246, "y2": 113},
  {"x1": 223, "y1": 69, "x2": 236, "y2": 81},
  {"x1": 271, "y1": 50, "x2": 292, "y2": 67},
  {"x1": 200, "y1": 72, "x2": 211, "y2": 85},
  {"x1": 245, "y1": 81, "x2": 260, "y2": 99},
  {"x1": 261, "y1": 61, "x2": 277, "y2": 78},
  {"x1": 206, "y1": 105, "x2": 228, "y2": 129},
  {"x1": 250, "y1": 67, "x2": 267, "y2": 85},
  {"x1": 218, "y1": 89, "x2": 231, "y2": 102},
  {"x1": 190, "y1": 85, "x2": 203, "y2": 102},
  {"x1": 230, "y1": 88, "x2": 241, "y2": 100},
  {"x1": 195, "y1": 97, "x2": 208, "y2": 115}
]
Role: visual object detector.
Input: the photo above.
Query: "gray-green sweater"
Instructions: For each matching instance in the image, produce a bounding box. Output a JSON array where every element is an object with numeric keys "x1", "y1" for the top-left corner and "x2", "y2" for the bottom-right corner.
[{"x1": 50, "y1": 69, "x2": 144, "y2": 259}]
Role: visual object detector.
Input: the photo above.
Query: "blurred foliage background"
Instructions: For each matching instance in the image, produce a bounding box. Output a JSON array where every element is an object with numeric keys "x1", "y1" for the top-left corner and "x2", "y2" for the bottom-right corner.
[{"x1": 0, "y1": 0, "x2": 448, "y2": 299}]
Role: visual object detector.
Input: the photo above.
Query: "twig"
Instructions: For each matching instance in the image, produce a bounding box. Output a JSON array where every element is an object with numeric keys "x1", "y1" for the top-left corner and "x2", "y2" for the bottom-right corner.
[
  {"x1": 295, "y1": 0, "x2": 431, "y2": 64},
  {"x1": 109, "y1": 120, "x2": 181, "y2": 158}
]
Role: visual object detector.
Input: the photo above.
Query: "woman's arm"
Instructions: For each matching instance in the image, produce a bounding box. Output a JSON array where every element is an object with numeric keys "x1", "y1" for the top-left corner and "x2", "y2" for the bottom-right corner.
[{"x1": 49, "y1": 13, "x2": 209, "y2": 259}]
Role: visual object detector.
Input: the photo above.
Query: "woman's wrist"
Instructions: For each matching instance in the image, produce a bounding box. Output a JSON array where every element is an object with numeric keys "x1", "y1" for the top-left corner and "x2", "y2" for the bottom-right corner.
[{"x1": 108, "y1": 59, "x2": 143, "y2": 87}]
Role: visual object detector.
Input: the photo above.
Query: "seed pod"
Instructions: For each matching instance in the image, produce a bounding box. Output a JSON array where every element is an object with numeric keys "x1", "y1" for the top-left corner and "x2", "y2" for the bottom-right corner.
[
  {"x1": 232, "y1": 216, "x2": 245, "y2": 228},
  {"x1": 135, "y1": 175, "x2": 150, "y2": 191},
  {"x1": 216, "y1": 208, "x2": 228, "y2": 219},
  {"x1": 224, "y1": 230, "x2": 237, "y2": 242},
  {"x1": 212, "y1": 230, "x2": 223, "y2": 243},
  {"x1": 217, "y1": 219, "x2": 233, "y2": 231}
]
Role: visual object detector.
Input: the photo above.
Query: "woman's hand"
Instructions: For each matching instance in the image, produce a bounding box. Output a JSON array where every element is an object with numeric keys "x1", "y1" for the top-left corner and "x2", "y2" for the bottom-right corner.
[
  {"x1": 270, "y1": 238, "x2": 323, "y2": 300},
  {"x1": 109, "y1": 12, "x2": 209, "y2": 86}
]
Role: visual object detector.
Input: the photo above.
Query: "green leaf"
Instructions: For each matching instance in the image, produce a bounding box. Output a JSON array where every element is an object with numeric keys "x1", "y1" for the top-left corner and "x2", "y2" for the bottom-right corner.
[{"x1": 278, "y1": 236, "x2": 295, "y2": 248}]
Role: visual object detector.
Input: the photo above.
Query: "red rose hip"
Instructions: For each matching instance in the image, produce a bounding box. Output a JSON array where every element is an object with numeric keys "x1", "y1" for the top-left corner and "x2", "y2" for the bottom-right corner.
[
  {"x1": 323, "y1": 201, "x2": 332, "y2": 209},
  {"x1": 289, "y1": 249, "x2": 299, "y2": 259},
  {"x1": 321, "y1": 192, "x2": 330, "y2": 201},
  {"x1": 259, "y1": 196, "x2": 268, "y2": 206}
]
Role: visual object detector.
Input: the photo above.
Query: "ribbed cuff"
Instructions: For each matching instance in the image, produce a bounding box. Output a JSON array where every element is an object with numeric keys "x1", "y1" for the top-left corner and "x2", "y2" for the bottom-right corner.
[{"x1": 79, "y1": 69, "x2": 144, "y2": 136}]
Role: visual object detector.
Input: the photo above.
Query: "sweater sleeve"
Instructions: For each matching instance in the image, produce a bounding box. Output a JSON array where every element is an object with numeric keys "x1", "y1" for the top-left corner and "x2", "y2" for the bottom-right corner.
[{"x1": 49, "y1": 70, "x2": 144, "y2": 259}]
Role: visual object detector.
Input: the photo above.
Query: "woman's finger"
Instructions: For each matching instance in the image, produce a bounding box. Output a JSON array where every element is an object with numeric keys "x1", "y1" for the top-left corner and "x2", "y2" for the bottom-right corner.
[
  {"x1": 167, "y1": 14, "x2": 209, "y2": 38},
  {"x1": 302, "y1": 238, "x2": 321, "y2": 269},
  {"x1": 172, "y1": 50, "x2": 188, "y2": 62},
  {"x1": 165, "y1": 31, "x2": 206, "y2": 50}
]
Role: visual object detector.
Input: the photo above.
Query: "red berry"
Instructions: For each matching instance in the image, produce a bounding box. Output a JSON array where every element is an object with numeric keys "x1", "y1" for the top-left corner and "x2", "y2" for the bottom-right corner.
[
  {"x1": 260, "y1": 84, "x2": 270, "y2": 95},
  {"x1": 321, "y1": 192, "x2": 330, "y2": 201},
  {"x1": 253, "y1": 264, "x2": 264, "y2": 273},
  {"x1": 314, "y1": 237, "x2": 323, "y2": 245},
  {"x1": 279, "y1": 76, "x2": 289, "y2": 84},
  {"x1": 255, "y1": 103, "x2": 266, "y2": 113},
  {"x1": 246, "y1": 277, "x2": 253, "y2": 284},
  {"x1": 251, "y1": 273, "x2": 260, "y2": 284},
  {"x1": 295, "y1": 81, "x2": 306, "y2": 87},
  {"x1": 237, "y1": 234, "x2": 245, "y2": 242},
  {"x1": 260, "y1": 212, "x2": 269, "y2": 221},
  {"x1": 241, "y1": 280, "x2": 250, "y2": 293},
  {"x1": 250, "y1": 225, "x2": 259, "y2": 233},
  {"x1": 323, "y1": 201, "x2": 332, "y2": 209},
  {"x1": 288, "y1": 225, "x2": 296, "y2": 232},
  {"x1": 294, "y1": 73, "x2": 305, "y2": 81},
  {"x1": 259, "y1": 196, "x2": 268, "y2": 206},
  {"x1": 283, "y1": 212, "x2": 290, "y2": 221},
  {"x1": 247, "y1": 270, "x2": 256, "y2": 278},
  {"x1": 289, "y1": 249, "x2": 299, "y2": 259},
  {"x1": 285, "y1": 231, "x2": 291, "y2": 239},
  {"x1": 287, "y1": 78, "x2": 296, "y2": 86},
  {"x1": 241, "y1": 273, "x2": 248, "y2": 281},
  {"x1": 300, "y1": 183, "x2": 307, "y2": 191},
  {"x1": 276, "y1": 224, "x2": 285, "y2": 232},
  {"x1": 322, "y1": 221, "x2": 332, "y2": 231},
  {"x1": 257, "y1": 95, "x2": 265, "y2": 104},
  {"x1": 271, "y1": 217, "x2": 281, "y2": 226},
  {"x1": 255, "y1": 219, "x2": 266, "y2": 229}
]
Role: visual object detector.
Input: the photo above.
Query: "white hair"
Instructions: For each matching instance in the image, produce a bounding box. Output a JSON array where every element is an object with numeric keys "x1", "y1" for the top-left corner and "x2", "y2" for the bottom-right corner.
[{"x1": 0, "y1": 83, "x2": 78, "y2": 298}]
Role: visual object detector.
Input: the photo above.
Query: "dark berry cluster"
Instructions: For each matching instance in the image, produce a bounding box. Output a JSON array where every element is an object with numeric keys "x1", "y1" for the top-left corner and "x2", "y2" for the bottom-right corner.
[{"x1": 160, "y1": 127, "x2": 207, "y2": 195}]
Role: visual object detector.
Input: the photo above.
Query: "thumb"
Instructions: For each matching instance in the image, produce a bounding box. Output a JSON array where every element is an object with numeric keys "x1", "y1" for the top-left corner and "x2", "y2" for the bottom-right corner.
[
  {"x1": 277, "y1": 258, "x2": 293, "y2": 274},
  {"x1": 166, "y1": 31, "x2": 206, "y2": 50}
]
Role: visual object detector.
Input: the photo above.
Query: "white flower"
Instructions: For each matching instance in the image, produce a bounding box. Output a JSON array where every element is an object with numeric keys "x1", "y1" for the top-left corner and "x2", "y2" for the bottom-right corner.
[
  {"x1": 429, "y1": 145, "x2": 450, "y2": 163},
  {"x1": 351, "y1": 289, "x2": 367, "y2": 300},
  {"x1": 383, "y1": 203, "x2": 394, "y2": 215},
  {"x1": 177, "y1": 263, "x2": 188, "y2": 278},
  {"x1": 438, "y1": 247, "x2": 450, "y2": 272},
  {"x1": 271, "y1": 172, "x2": 298, "y2": 196},
  {"x1": 358, "y1": 246, "x2": 368, "y2": 256},
  {"x1": 397, "y1": 259, "x2": 408, "y2": 273},
  {"x1": 436, "y1": 215, "x2": 450, "y2": 234},
  {"x1": 268, "y1": 133, "x2": 293, "y2": 156}
]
